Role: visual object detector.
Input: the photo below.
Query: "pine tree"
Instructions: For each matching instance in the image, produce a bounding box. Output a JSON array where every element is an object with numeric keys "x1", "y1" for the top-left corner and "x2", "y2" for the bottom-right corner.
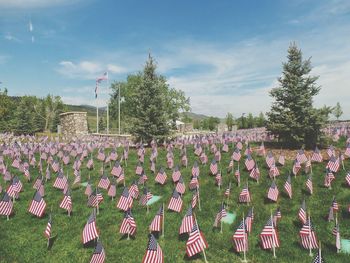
[
  {"x1": 333, "y1": 102, "x2": 343, "y2": 120},
  {"x1": 13, "y1": 96, "x2": 35, "y2": 134},
  {"x1": 132, "y1": 55, "x2": 169, "y2": 143},
  {"x1": 225, "y1": 113, "x2": 234, "y2": 131},
  {"x1": 267, "y1": 43, "x2": 331, "y2": 148}
]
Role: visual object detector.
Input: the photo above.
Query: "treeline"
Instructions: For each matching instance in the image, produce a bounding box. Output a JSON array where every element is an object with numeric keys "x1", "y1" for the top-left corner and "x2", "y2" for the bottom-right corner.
[
  {"x1": 0, "y1": 89, "x2": 65, "y2": 134},
  {"x1": 182, "y1": 112, "x2": 266, "y2": 131}
]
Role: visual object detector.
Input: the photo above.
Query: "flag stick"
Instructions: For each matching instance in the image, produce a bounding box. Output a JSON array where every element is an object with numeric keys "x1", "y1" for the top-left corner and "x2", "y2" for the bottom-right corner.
[
  {"x1": 309, "y1": 156, "x2": 313, "y2": 175},
  {"x1": 242, "y1": 212, "x2": 248, "y2": 263},
  {"x1": 197, "y1": 186, "x2": 202, "y2": 211},
  {"x1": 238, "y1": 163, "x2": 240, "y2": 187},
  {"x1": 162, "y1": 203, "x2": 165, "y2": 238},
  {"x1": 308, "y1": 214, "x2": 312, "y2": 257},
  {"x1": 194, "y1": 215, "x2": 208, "y2": 263},
  {"x1": 271, "y1": 210, "x2": 276, "y2": 258},
  {"x1": 226, "y1": 182, "x2": 231, "y2": 210},
  {"x1": 96, "y1": 187, "x2": 99, "y2": 215},
  {"x1": 336, "y1": 213, "x2": 340, "y2": 253}
]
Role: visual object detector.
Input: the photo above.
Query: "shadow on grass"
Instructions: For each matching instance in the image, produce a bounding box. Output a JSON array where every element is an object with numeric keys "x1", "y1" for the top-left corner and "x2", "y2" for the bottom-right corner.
[
  {"x1": 119, "y1": 234, "x2": 136, "y2": 241},
  {"x1": 47, "y1": 234, "x2": 58, "y2": 250},
  {"x1": 178, "y1": 233, "x2": 188, "y2": 241}
]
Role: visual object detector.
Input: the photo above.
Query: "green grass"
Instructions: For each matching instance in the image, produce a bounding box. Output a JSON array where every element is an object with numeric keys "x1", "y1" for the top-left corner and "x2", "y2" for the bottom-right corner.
[{"x1": 1, "y1": 145, "x2": 350, "y2": 263}]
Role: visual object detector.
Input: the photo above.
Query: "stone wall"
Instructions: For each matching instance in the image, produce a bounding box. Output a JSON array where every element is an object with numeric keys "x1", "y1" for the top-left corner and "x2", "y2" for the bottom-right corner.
[{"x1": 59, "y1": 112, "x2": 88, "y2": 137}]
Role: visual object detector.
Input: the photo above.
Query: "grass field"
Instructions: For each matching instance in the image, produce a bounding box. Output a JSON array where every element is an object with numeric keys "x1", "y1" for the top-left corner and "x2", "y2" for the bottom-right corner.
[{"x1": 1, "y1": 142, "x2": 350, "y2": 263}]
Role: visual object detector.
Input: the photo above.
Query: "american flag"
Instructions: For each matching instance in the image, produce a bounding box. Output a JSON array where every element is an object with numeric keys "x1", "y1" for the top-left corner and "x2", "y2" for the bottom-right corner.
[
  {"x1": 51, "y1": 160, "x2": 59, "y2": 173},
  {"x1": 97, "y1": 149, "x2": 105, "y2": 161},
  {"x1": 44, "y1": 214, "x2": 52, "y2": 239},
  {"x1": 265, "y1": 151, "x2": 275, "y2": 168},
  {"x1": 311, "y1": 147, "x2": 323, "y2": 163},
  {"x1": 312, "y1": 247, "x2": 324, "y2": 263},
  {"x1": 135, "y1": 162, "x2": 143, "y2": 175},
  {"x1": 172, "y1": 166, "x2": 181, "y2": 183},
  {"x1": 245, "y1": 154, "x2": 255, "y2": 171},
  {"x1": 88, "y1": 189, "x2": 104, "y2": 207},
  {"x1": 213, "y1": 202, "x2": 227, "y2": 227},
  {"x1": 194, "y1": 144, "x2": 202, "y2": 156},
  {"x1": 186, "y1": 223, "x2": 208, "y2": 257},
  {"x1": 73, "y1": 170, "x2": 81, "y2": 185},
  {"x1": 298, "y1": 199, "x2": 307, "y2": 225},
  {"x1": 168, "y1": 190, "x2": 183, "y2": 213},
  {"x1": 327, "y1": 145, "x2": 335, "y2": 158},
  {"x1": 284, "y1": 174, "x2": 292, "y2": 199},
  {"x1": 328, "y1": 206, "x2": 334, "y2": 222},
  {"x1": 98, "y1": 174, "x2": 110, "y2": 190},
  {"x1": 155, "y1": 167, "x2": 167, "y2": 185},
  {"x1": 273, "y1": 207, "x2": 282, "y2": 226},
  {"x1": 142, "y1": 234, "x2": 163, "y2": 263},
  {"x1": 345, "y1": 143, "x2": 350, "y2": 157},
  {"x1": 244, "y1": 144, "x2": 252, "y2": 156},
  {"x1": 299, "y1": 218, "x2": 318, "y2": 249},
  {"x1": 82, "y1": 211, "x2": 99, "y2": 244},
  {"x1": 111, "y1": 161, "x2": 123, "y2": 177},
  {"x1": 129, "y1": 181, "x2": 139, "y2": 199},
  {"x1": 28, "y1": 191, "x2": 46, "y2": 217},
  {"x1": 7, "y1": 176, "x2": 23, "y2": 198},
  {"x1": 167, "y1": 156, "x2": 174, "y2": 169},
  {"x1": 0, "y1": 192, "x2": 13, "y2": 216},
  {"x1": 292, "y1": 159, "x2": 301, "y2": 176},
  {"x1": 86, "y1": 158, "x2": 94, "y2": 170},
  {"x1": 239, "y1": 183, "x2": 251, "y2": 203},
  {"x1": 45, "y1": 166, "x2": 51, "y2": 180},
  {"x1": 249, "y1": 164, "x2": 260, "y2": 181},
  {"x1": 117, "y1": 187, "x2": 133, "y2": 211},
  {"x1": 60, "y1": 189, "x2": 72, "y2": 212},
  {"x1": 181, "y1": 154, "x2": 188, "y2": 167},
  {"x1": 179, "y1": 206, "x2": 194, "y2": 234},
  {"x1": 232, "y1": 148, "x2": 241, "y2": 162},
  {"x1": 214, "y1": 150, "x2": 221, "y2": 162},
  {"x1": 232, "y1": 219, "x2": 248, "y2": 252},
  {"x1": 326, "y1": 156, "x2": 340, "y2": 173},
  {"x1": 150, "y1": 161, "x2": 156, "y2": 174},
  {"x1": 333, "y1": 222, "x2": 341, "y2": 251},
  {"x1": 296, "y1": 149, "x2": 308, "y2": 164},
  {"x1": 236, "y1": 141, "x2": 243, "y2": 150},
  {"x1": 324, "y1": 169, "x2": 335, "y2": 188},
  {"x1": 260, "y1": 218, "x2": 280, "y2": 249},
  {"x1": 267, "y1": 180, "x2": 279, "y2": 202},
  {"x1": 257, "y1": 141, "x2": 266, "y2": 156},
  {"x1": 191, "y1": 189, "x2": 198, "y2": 209},
  {"x1": 175, "y1": 177, "x2": 186, "y2": 194},
  {"x1": 222, "y1": 143, "x2": 229, "y2": 153},
  {"x1": 199, "y1": 151, "x2": 208, "y2": 164},
  {"x1": 345, "y1": 172, "x2": 350, "y2": 186},
  {"x1": 189, "y1": 176, "x2": 199, "y2": 190},
  {"x1": 119, "y1": 209, "x2": 137, "y2": 236},
  {"x1": 191, "y1": 161, "x2": 200, "y2": 177},
  {"x1": 209, "y1": 159, "x2": 218, "y2": 175},
  {"x1": 278, "y1": 153, "x2": 285, "y2": 166},
  {"x1": 85, "y1": 181, "x2": 93, "y2": 196},
  {"x1": 306, "y1": 175, "x2": 313, "y2": 194},
  {"x1": 138, "y1": 171, "x2": 148, "y2": 185},
  {"x1": 269, "y1": 164, "x2": 280, "y2": 178},
  {"x1": 140, "y1": 187, "x2": 153, "y2": 206},
  {"x1": 224, "y1": 183, "x2": 231, "y2": 197},
  {"x1": 53, "y1": 171, "x2": 67, "y2": 190},
  {"x1": 215, "y1": 173, "x2": 222, "y2": 186},
  {"x1": 332, "y1": 197, "x2": 339, "y2": 212},
  {"x1": 149, "y1": 204, "x2": 164, "y2": 232},
  {"x1": 90, "y1": 241, "x2": 106, "y2": 263},
  {"x1": 107, "y1": 180, "x2": 116, "y2": 198}
]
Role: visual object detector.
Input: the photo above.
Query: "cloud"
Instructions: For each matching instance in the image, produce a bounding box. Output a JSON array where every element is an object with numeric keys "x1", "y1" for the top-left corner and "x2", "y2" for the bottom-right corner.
[
  {"x1": 0, "y1": 0, "x2": 81, "y2": 9},
  {"x1": 57, "y1": 60, "x2": 126, "y2": 79},
  {"x1": 4, "y1": 33, "x2": 20, "y2": 42}
]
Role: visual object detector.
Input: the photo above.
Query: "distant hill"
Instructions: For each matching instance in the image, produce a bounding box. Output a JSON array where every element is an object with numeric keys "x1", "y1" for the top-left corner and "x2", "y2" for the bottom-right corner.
[
  {"x1": 65, "y1": 104, "x2": 106, "y2": 117},
  {"x1": 181, "y1": 112, "x2": 209, "y2": 121}
]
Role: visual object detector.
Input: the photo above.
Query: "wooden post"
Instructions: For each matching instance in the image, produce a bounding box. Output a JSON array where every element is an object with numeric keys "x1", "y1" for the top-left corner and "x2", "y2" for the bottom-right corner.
[
  {"x1": 194, "y1": 215, "x2": 208, "y2": 263},
  {"x1": 242, "y1": 212, "x2": 248, "y2": 263},
  {"x1": 308, "y1": 214, "x2": 312, "y2": 257},
  {"x1": 271, "y1": 211, "x2": 276, "y2": 258},
  {"x1": 197, "y1": 186, "x2": 202, "y2": 211}
]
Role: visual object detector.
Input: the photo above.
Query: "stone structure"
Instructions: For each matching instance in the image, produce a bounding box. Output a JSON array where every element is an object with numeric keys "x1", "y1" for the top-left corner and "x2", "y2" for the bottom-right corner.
[{"x1": 59, "y1": 112, "x2": 88, "y2": 137}]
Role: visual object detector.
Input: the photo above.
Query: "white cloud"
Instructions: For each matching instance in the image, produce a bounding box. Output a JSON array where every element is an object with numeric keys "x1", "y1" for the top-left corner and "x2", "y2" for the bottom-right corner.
[
  {"x1": 4, "y1": 33, "x2": 20, "y2": 42},
  {"x1": 57, "y1": 60, "x2": 126, "y2": 80}
]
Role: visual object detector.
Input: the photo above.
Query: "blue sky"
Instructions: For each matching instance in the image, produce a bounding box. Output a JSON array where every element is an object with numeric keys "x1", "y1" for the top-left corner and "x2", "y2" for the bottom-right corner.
[{"x1": 0, "y1": 0, "x2": 350, "y2": 118}]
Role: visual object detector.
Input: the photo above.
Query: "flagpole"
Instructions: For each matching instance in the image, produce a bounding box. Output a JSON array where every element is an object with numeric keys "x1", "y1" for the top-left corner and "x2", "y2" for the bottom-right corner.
[
  {"x1": 106, "y1": 75, "x2": 109, "y2": 135},
  {"x1": 96, "y1": 89, "x2": 99, "y2": 134},
  {"x1": 162, "y1": 203, "x2": 165, "y2": 238},
  {"x1": 220, "y1": 202, "x2": 223, "y2": 234},
  {"x1": 270, "y1": 210, "x2": 276, "y2": 258},
  {"x1": 242, "y1": 212, "x2": 248, "y2": 263},
  {"x1": 118, "y1": 83, "x2": 121, "y2": 135},
  {"x1": 194, "y1": 215, "x2": 208, "y2": 263},
  {"x1": 308, "y1": 214, "x2": 312, "y2": 257},
  {"x1": 336, "y1": 213, "x2": 340, "y2": 253},
  {"x1": 197, "y1": 186, "x2": 201, "y2": 211}
]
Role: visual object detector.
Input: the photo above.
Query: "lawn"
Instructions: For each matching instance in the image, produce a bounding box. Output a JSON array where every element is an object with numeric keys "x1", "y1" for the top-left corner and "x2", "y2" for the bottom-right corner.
[{"x1": 1, "y1": 142, "x2": 350, "y2": 263}]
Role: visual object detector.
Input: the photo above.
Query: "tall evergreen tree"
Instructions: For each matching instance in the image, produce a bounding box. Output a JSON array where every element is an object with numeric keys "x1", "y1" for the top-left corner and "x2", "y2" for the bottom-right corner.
[
  {"x1": 267, "y1": 43, "x2": 331, "y2": 148},
  {"x1": 132, "y1": 55, "x2": 170, "y2": 143},
  {"x1": 332, "y1": 102, "x2": 343, "y2": 120},
  {"x1": 225, "y1": 113, "x2": 234, "y2": 131}
]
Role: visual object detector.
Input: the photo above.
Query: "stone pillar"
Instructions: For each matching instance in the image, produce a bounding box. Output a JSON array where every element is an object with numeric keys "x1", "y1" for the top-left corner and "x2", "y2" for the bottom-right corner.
[{"x1": 59, "y1": 112, "x2": 88, "y2": 137}]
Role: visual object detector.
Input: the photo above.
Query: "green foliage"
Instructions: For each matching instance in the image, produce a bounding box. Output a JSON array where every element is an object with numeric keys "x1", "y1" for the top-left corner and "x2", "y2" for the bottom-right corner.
[
  {"x1": 332, "y1": 102, "x2": 343, "y2": 120},
  {"x1": 99, "y1": 117, "x2": 106, "y2": 132},
  {"x1": 225, "y1": 113, "x2": 235, "y2": 131},
  {"x1": 0, "y1": 88, "x2": 15, "y2": 132},
  {"x1": 246, "y1": 113, "x2": 254, "y2": 128},
  {"x1": 267, "y1": 43, "x2": 331, "y2": 148},
  {"x1": 1, "y1": 146, "x2": 350, "y2": 263},
  {"x1": 200, "y1": 116, "x2": 220, "y2": 131},
  {"x1": 109, "y1": 55, "x2": 190, "y2": 142}
]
